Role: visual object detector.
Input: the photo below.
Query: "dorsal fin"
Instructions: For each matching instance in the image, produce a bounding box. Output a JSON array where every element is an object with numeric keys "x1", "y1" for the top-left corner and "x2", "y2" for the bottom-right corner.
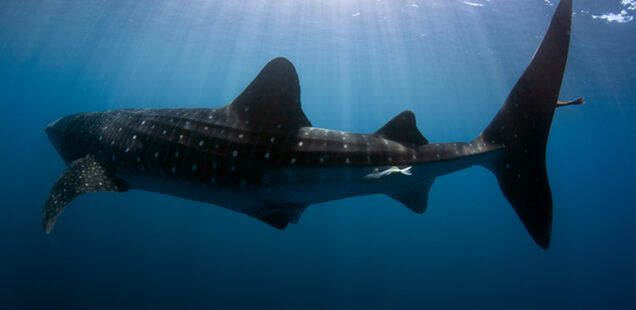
[
  {"x1": 229, "y1": 57, "x2": 311, "y2": 133},
  {"x1": 374, "y1": 110, "x2": 428, "y2": 146}
]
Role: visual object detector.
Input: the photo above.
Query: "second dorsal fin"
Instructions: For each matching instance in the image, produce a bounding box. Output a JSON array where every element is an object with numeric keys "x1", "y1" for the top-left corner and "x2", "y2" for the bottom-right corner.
[
  {"x1": 229, "y1": 57, "x2": 312, "y2": 133},
  {"x1": 374, "y1": 110, "x2": 428, "y2": 146}
]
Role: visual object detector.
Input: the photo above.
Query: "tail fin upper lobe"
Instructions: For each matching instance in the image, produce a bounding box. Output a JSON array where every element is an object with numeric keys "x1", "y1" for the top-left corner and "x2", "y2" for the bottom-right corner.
[{"x1": 476, "y1": 0, "x2": 573, "y2": 249}]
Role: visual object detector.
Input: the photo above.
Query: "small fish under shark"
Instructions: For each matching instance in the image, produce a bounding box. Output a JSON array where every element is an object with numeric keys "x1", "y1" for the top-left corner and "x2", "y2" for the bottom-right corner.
[{"x1": 43, "y1": 0, "x2": 582, "y2": 249}]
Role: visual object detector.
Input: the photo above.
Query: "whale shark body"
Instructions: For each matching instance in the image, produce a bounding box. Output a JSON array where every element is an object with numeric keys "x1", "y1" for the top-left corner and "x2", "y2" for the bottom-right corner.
[{"x1": 43, "y1": 0, "x2": 580, "y2": 249}]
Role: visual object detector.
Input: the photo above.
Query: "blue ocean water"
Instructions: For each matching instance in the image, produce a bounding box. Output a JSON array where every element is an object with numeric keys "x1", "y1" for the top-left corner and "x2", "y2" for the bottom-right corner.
[{"x1": 1, "y1": 0, "x2": 635, "y2": 309}]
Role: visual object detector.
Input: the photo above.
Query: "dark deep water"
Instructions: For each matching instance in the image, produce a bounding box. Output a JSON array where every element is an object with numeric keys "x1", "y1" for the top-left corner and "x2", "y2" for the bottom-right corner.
[{"x1": 1, "y1": 0, "x2": 636, "y2": 309}]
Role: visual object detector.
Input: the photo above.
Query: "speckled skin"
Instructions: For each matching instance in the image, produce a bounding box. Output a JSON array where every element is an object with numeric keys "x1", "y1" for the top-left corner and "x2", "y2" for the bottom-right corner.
[
  {"x1": 44, "y1": 104, "x2": 496, "y2": 232},
  {"x1": 43, "y1": 0, "x2": 577, "y2": 249}
]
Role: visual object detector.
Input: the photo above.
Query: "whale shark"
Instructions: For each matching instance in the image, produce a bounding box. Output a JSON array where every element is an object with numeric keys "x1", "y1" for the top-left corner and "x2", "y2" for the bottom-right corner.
[{"x1": 43, "y1": 0, "x2": 581, "y2": 249}]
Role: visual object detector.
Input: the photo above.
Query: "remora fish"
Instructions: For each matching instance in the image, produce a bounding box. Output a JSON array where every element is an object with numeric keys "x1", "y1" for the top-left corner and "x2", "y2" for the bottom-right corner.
[{"x1": 43, "y1": 0, "x2": 581, "y2": 249}]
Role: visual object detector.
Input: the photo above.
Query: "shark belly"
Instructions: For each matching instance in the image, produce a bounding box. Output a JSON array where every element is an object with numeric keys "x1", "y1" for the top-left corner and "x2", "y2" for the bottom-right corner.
[{"x1": 116, "y1": 148, "x2": 492, "y2": 213}]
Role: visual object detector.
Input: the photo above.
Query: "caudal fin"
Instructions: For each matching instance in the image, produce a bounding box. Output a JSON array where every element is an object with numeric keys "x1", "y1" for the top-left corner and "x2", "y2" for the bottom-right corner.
[{"x1": 476, "y1": 0, "x2": 575, "y2": 249}]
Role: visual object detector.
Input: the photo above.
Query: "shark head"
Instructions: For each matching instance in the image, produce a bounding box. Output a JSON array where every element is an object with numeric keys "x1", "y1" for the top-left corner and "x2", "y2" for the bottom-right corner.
[{"x1": 46, "y1": 114, "x2": 88, "y2": 165}]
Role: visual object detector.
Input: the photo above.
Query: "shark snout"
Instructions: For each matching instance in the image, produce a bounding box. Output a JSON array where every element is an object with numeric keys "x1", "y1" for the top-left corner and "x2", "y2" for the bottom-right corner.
[
  {"x1": 45, "y1": 114, "x2": 83, "y2": 140},
  {"x1": 45, "y1": 117, "x2": 66, "y2": 148},
  {"x1": 45, "y1": 114, "x2": 87, "y2": 164}
]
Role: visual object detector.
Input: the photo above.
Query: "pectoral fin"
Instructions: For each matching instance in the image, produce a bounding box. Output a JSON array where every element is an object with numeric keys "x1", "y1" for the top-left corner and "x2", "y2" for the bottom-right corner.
[{"x1": 43, "y1": 154, "x2": 129, "y2": 234}]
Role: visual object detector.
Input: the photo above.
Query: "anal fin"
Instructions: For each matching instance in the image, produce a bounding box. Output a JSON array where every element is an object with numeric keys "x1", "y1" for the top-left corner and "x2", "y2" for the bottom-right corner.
[
  {"x1": 386, "y1": 179, "x2": 435, "y2": 214},
  {"x1": 43, "y1": 154, "x2": 129, "y2": 234},
  {"x1": 248, "y1": 203, "x2": 309, "y2": 229}
]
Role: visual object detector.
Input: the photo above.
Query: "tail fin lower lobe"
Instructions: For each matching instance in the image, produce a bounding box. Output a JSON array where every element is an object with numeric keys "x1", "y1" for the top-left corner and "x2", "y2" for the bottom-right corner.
[{"x1": 476, "y1": 0, "x2": 573, "y2": 249}]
